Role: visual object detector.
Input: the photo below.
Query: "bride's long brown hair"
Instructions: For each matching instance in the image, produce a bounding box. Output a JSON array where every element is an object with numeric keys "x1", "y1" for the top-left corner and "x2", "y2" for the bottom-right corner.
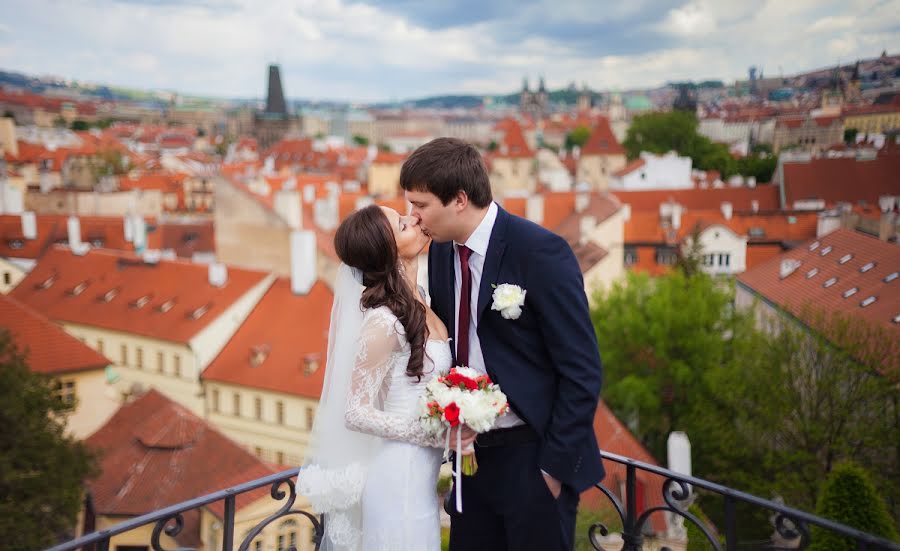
[{"x1": 334, "y1": 205, "x2": 427, "y2": 380}]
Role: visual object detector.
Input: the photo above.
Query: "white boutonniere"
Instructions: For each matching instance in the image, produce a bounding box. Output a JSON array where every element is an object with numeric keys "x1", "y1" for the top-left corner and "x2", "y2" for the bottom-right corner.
[{"x1": 490, "y1": 283, "x2": 526, "y2": 320}]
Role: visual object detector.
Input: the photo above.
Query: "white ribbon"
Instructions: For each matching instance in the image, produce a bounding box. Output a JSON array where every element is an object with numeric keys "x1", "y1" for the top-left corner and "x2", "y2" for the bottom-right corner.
[{"x1": 443, "y1": 427, "x2": 464, "y2": 514}]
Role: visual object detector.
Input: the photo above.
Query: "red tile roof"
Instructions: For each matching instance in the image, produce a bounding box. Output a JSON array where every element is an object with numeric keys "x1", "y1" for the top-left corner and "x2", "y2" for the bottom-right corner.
[
  {"x1": 203, "y1": 278, "x2": 331, "y2": 399},
  {"x1": 0, "y1": 214, "x2": 164, "y2": 259},
  {"x1": 85, "y1": 389, "x2": 278, "y2": 543},
  {"x1": 495, "y1": 119, "x2": 534, "y2": 159},
  {"x1": 0, "y1": 294, "x2": 110, "y2": 374},
  {"x1": 781, "y1": 153, "x2": 900, "y2": 208},
  {"x1": 581, "y1": 117, "x2": 625, "y2": 156},
  {"x1": 624, "y1": 209, "x2": 818, "y2": 245},
  {"x1": 10, "y1": 247, "x2": 270, "y2": 343},
  {"x1": 612, "y1": 186, "x2": 780, "y2": 212},
  {"x1": 613, "y1": 158, "x2": 645, "y2": 178},
  {"x1": 159, "y1": 221, "x2": 215, "y2": 258},
  {"x1": 737, "y1": 229, "x2": 900, "y2": 370},
  {"x1": 580, "y1": 401, "x2": 667, "y2": 533},
  {"x1": 373, "y1": 151, "x2": 407, "y2": 164},
  {"x1": 554, "y1": 194, "x2": 622, "y2": 245}
]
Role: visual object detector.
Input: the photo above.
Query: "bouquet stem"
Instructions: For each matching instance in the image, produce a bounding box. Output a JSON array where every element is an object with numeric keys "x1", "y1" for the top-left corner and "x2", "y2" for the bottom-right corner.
[{"x1": 461, "y1": 454, "x2": 478, "y2": 476}]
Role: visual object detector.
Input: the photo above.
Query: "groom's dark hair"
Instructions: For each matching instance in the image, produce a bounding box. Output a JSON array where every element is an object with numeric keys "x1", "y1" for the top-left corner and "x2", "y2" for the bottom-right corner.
[{"x1": 399, "y1": 137, "x2": 493, "y2": 208}]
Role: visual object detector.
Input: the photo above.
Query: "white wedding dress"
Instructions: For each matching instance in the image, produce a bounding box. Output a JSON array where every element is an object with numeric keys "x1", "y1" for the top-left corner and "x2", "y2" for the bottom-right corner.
[{"x1": 344, "y1": 305, "x2": 452, "y2": 551}]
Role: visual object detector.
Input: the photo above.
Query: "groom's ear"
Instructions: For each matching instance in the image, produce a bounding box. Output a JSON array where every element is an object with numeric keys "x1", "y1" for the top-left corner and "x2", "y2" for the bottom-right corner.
[{"x1": 454, "y1": 190, "x2": 469, "y2": 212}]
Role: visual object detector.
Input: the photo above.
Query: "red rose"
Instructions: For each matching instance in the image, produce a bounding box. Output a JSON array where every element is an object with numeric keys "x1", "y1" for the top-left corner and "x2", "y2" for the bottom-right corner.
[
  {"x1": 443, "y1": 402, "x2": 461, "y2": 427},
  {"x1": 446, "y1": 372, "x2": 478, "y2": 391}
]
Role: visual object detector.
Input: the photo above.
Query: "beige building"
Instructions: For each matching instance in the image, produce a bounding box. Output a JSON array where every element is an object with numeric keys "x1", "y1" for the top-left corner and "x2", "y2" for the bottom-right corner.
[
  {"x1": 575, "y1": 118, "x2": 627, "y2": 191},
  {"x1": 10, "y1": 246, "x2": 276, "y2": 416},
  {"x1": 842, "y1": 104, "x2": 900, "y2": 135},
  {"x1": 489, "y1": 121, "x2": 536, "y2": 195},
  {"x1": 0, "y1": 294, "x2": 117, "y2": 438},
  {"x1": 366, "y1": 151, "x2": 406, "y2": 198},
  {"x1": 772, "y1": 115, "x2": 844, "y2": 153}
]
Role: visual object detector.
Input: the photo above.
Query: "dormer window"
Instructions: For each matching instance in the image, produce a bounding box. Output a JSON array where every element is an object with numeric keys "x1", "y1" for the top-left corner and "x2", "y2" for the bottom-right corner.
[
  {"x1": 68, "y1": 280, "x2": 90, "y2": 296},
  {"x1": 156, "y1": 298, "x2": 176, "y2": 313},
  {"x1": 188, "y1": 303, "x2": 211, "y2": 320},
  {"x1": 130, "y1": 294, "x2": 152, "y2": 309},
  {"x1": 249, "y1": 344, "x2": 271, "y2": 367},
  {"x1": 838, "y1": 254, "x2": 852, "y2": 265},
  {"x1": 860, "y1": 262, "x2": 875, "y2": 273},
  {"x1": 303, "y1": 353, "x2": 322, "y2": 376},
  {"x1": 860, "y1": 296, "x2": 876, "y2": 308},
  {"x1": 820, "y1": 246, "x2": 833, "y2": 256},
  {"x1": 823, "y1": 277, "x2": 837, "y2": 288},
  {"x1": 806, "y1": 268, "x2": 819, "y2": 279},
  {"x1": 36, "y1": 273, "x2": 58, "y2": 291},
  {"x1": 842, "y1": 287, "x2": 858, "y2": 298},
  {"x1": 8, "y1": 239, "x2": 24, "y2": 250},
  {"x1": 809, "y1": 241, "x2": 820, "y2": 251},
  {"x1": 885, "y1": 272, "x2": 898, "y2": 283},
  {"x1": 98, "y1": 288, "x2": 119, "y2": 303}
]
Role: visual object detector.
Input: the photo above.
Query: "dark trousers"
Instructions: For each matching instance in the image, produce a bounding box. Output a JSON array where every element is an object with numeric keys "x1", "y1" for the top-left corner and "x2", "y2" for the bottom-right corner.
[{"x1": 447, "y1": 440, "x2": 579, "y2": 551}]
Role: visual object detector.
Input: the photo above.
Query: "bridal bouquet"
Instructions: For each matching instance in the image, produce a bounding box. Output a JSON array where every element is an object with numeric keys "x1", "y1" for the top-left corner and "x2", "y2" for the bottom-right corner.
[{"x1": 419, "y1": 366, "x2": 509, "y2": 476}]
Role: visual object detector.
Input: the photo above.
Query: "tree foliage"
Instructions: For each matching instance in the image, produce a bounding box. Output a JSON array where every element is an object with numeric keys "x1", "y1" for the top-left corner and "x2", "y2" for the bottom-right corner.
[
  {"x1": 352, "y1": 134, "x2": 369, "y2": 146},
  {"x1": 0, "y1": 329, "x2": 98, "y2": 550},
  {"x1": 565, "y1": 126, "x2": 591, "y2": 150},
  {"x1": 622, "y1": 111, "x2": 778, "y2": 182},
  {"x1": 809, "y1": 462, "x2": 897, "y2": 551}
]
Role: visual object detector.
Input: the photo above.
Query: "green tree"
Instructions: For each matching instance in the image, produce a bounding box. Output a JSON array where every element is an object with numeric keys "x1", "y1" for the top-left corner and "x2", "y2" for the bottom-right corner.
[
  {"x1": 70, "y1": 120, "x2": 90, "y2": 131},
  {"x1": 843, "y1": 128, "x2": 859, "y2": 144},
  {"x1": 565, "y1": 126, "x2": 591, "y2": 150},
  {"x1": 590, "y1": 269, "x2": 754, "y2": 459},
  {"x1": 0, "y1": 329, "x2": 98, "y2": 550},
  {"x1": 352, "y1": 134, "x2": 369, "y2": 146},
  {"x1": 809, "y1": 462, "x2": 897, "y2": 551}
]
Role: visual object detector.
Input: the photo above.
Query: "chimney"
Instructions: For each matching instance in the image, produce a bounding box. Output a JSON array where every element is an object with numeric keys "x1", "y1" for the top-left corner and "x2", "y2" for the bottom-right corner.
[
  {"x1": 751, "y1": 200, "x2": 759, "y2": 213},
  {"x1": 0, "y1": 181, "x2": 23, "y2": 214},
  {"x1": 67, "y1": 216, "x2": 82, "y2": 248},
  {"x1": 303, "y1": 184, "x2": 316, "y2": 204},
  {"x1": 579, "y1": 215, "x2": 597, "y2": 245},
  {"x1": 747, "y1": 176, "x2": 756, "y2": 188},
  {"x1": 355, "y1": 196, "x2": 374, "y2": 211},
  {"x1": 721, "y1": 202, "x2": 733, "y2": 220},
  {"x1": 123, "y1": 215, "x2": 134, "y2": 242},
  {"x1": 621, "y1": 203, "x2": 631, "y2": 222},
  {"x1": 878, "y1": 195, "x2": 896, "y2": 213},
  {"x1": 290, "y1": 230, "x2": 317, "y2": 295},
  {"x1": 274, "y1": 190, "x2": 302, "y2": 230},
  {"x1": 575, "y1": 193, "x2": 591, "y2": 213},
  {"x1": 526, "y1": 195, "x2": 544, "y2": 226},
  {"x1": 21, "y1": 211, "x2": 37, "y2": 240},
  {"x1": 879, "y1": 211, "x2": 897, "y2": 242},
  {"x1": 208, "y1": 262, "x2": 228, "y2": 287},
  {"x1": 779, "y1": 259, "x2": 802, "y2": 279},
  {"x1": 572, "y1": 145, "x2": 580, "y2": 160},
  {"x1": 672, "y1": 204, "x2": 682, "y2": 230},
  {"x1": 667, "y1": 432, "x2": 693, "y2": 504},
  {"x1": 313, "y1": 195, "x2": 338, "y2": 232},
  {"x1": 132, "y1": 215, "x2": 147, "y2": 252}
]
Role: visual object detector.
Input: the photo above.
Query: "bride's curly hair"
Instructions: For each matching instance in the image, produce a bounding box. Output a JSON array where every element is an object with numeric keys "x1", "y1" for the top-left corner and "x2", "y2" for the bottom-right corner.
[{"x1": 334, "y1": 205, "x2": 428, "y2": 380}]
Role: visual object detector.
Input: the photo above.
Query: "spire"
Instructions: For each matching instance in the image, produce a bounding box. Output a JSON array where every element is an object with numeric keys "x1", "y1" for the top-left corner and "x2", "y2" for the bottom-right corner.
[
  {"x1": 538, "y1": 77, "x2": 546, "y2": 93},
  {"x1": 265, "y1": 64, "x2": 288, "y2": 116},
  {"x1": 522, "y1": 77, "x2": 530, "y2": 92}
]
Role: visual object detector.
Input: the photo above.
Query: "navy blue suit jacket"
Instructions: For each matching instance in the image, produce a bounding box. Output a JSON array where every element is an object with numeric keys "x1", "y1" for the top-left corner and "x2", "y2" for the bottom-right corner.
[{"x1": 428, "y1": 205, "x2": 604, "y2": 492}]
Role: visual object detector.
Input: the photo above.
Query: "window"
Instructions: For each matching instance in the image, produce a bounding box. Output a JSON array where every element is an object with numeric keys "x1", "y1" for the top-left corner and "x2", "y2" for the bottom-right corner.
[
  {"x1": 623, "y1": 247, "x2": 638, "y2": 266},
  {"x1": 136, "y1": 347, "x2": 144, "y2": 369},
  {"x1": 306, "y1": 407, "x2": 315, "y2": 430},
  {"x1": 702, "y1": 254, "x2": 715, "y2": 267},
  {"x1": 255, "y1": 397, "x2": 262, "y2": 420},
  {"x1": 173, "y1": 354, "x2": 181, "y2": 377},
  {"x1": 3, "y1": 272, "x2": 10, "y2": 285},
  {"x1": 56, "y1": 380, "x2": 76, "y2": 405},
  {"x1": 233, "y1": 393, "x2": 241, "y2": 416},
  {"x1": 157, "y1": 351, "x2": 164, "y2": 373},
  {"x1": 718, "y1": 253, "x2": 731, "y2": 267},
  {"x1": 97, "y1": 338, "x2": 104, "y2": 354},
  {"x1": 278, "y1": 520, "x2": 298, "y2": 551},
  {"x1": 655, "y1": 247, "x2": 677, "y2": 266},
  {"x1": 276, "y1": 451, "x2": 284, "y2": 464},
  {"x1": 212, "y1": 389, "x2": 219, "y2": 412},
  {"x1": 276, "y1": 401, "x2": 285, "y2": 425},
  {"x1": 120, "y1": 344, "x2": 128, "y2": 365},
  {"x1": 254, "y1": 446, "x2": 262, "y2": 457}
]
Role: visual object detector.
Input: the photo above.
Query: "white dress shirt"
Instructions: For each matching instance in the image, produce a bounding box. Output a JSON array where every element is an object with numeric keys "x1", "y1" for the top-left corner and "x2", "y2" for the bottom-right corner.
[{"x1": 454, "y1": 202, "x2": 524, "y2": 429}]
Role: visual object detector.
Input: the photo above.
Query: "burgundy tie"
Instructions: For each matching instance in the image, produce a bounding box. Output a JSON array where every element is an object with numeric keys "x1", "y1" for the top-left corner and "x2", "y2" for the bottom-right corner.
[{"x1": 457, "y1": 245, "x2": 473, "y2": 367}]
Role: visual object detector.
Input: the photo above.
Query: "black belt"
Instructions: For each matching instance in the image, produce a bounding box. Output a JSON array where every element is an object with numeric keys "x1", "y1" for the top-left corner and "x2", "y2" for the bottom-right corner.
[{"x1": 475, "y1": 425, "x2": 539, "y2": 448}]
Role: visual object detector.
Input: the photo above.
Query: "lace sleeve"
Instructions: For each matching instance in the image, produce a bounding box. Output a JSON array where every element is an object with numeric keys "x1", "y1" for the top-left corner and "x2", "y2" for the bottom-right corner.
[{"x1": 344, "y1": 308, "x2": 444, "y2": 448}]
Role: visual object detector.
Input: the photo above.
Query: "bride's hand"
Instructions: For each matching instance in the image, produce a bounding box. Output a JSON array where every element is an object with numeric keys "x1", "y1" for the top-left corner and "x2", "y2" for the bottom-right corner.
[{"x1": 448, "y1": 425, "x2": 477, "y2": 454}]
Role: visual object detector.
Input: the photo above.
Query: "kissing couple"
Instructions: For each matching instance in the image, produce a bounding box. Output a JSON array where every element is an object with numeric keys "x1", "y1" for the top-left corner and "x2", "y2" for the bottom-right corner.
[{"x1": 298, "y1": 137, "x2": 604, "y2": 551}]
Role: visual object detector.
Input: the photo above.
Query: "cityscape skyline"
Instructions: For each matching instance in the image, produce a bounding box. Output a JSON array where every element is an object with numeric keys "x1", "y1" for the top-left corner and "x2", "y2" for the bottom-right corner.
[{"x1": 1, "y1": 0, "x2": 898, "y2": 102}]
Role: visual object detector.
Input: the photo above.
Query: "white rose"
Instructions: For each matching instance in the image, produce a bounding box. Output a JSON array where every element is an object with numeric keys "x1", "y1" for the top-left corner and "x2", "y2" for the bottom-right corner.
[{"x1": 491, "y1": 284, "x2": 526, "y2": 320}]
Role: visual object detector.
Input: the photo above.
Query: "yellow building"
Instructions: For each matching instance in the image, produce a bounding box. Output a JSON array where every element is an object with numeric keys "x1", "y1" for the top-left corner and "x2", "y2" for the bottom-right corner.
[
  {"x1": 0, "y1": 294, "x2": 118, "y2": 439},
  {"x1": 772, "y1": 115, "x2": 844, "y2": 153},
  {"x1": 489, "y1": 120, "x2": 536, "y2": 195},
  {"x1": 366, "y1": 151, "x2": 406, "y2": 198},
  {"x1": 842, "y1": 103, "x2": 900, "y2": 135}
]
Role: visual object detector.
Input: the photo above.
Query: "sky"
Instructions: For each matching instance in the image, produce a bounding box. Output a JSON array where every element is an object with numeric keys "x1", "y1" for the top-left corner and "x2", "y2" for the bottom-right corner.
[{"x1": 0, "y1": 0, "x2": 898, "y2": 103}]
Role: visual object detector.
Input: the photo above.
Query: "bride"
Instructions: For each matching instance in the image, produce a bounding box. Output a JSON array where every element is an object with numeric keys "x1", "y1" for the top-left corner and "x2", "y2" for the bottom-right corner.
[{"x1": 298, "y1": 205, "x2": 473, "y2": 551}]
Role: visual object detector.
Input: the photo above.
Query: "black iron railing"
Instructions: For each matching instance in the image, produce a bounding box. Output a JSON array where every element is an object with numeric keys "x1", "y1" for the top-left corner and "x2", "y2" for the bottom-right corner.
[{"x1": 47, "y1": 451, "x2": 899, "y2": 551}]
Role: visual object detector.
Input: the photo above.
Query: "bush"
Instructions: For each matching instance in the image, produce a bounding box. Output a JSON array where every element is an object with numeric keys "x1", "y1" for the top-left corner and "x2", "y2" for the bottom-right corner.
[{"x1": 809, "y1": 462, "x2": 897, "y2": 551}]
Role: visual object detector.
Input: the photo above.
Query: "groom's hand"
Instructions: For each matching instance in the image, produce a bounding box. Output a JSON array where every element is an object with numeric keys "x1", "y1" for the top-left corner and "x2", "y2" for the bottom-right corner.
[
  {"x1": 448, "y1": 425, "x2": 477, "y2": 454},
  {"x1": 542, "y1": 471, "x2": 562, "y2": 499}
]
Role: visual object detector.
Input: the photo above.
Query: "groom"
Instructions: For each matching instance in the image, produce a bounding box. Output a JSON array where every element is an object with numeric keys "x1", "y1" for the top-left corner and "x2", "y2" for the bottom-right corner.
[{"x1": 401, "y1": 138, "x2": 604, "y2": 551}]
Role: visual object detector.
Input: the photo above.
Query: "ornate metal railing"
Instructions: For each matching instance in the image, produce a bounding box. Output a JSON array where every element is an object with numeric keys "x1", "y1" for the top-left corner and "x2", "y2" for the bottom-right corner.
[{"x1": 47, "y1": 451, "x2": 899, "y2": 551}]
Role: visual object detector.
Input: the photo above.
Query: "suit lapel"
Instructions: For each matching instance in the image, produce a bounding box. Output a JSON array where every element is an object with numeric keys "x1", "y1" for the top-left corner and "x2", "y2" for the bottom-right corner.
[
  {"x1": 443, "y1": 241, "x2": 458, "y2": 348},
  {"x1": 477, "y1": 206, "x2": 509, "y2": 321}
]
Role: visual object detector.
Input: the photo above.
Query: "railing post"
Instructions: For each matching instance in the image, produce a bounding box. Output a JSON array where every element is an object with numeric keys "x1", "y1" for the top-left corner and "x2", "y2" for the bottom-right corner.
[
  {"x1": 724, "y1": 495, "x2": 736, "y2": 551},
  {"x1": 622, "y1": 463, "x2": 643, "y2": 551},
  {"x1": 222, "y1": 493, "x2": 235, "y2": 551}
]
